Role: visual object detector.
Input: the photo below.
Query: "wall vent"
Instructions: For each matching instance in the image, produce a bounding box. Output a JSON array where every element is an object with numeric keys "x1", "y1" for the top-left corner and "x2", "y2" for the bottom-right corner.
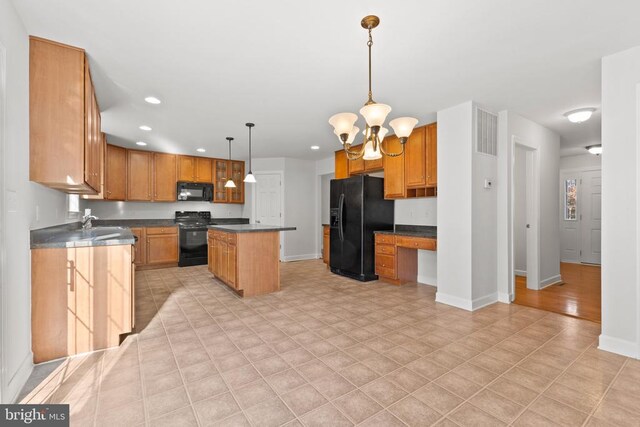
[{"x1": 475, "y1": 107, "x2": 498, "y2": 156}]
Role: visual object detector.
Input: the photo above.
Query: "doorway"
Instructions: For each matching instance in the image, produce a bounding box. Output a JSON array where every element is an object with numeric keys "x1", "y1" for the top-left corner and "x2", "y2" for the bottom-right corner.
[{"x1": 252, "y1": 171, "x2": 284, "y2": 260}]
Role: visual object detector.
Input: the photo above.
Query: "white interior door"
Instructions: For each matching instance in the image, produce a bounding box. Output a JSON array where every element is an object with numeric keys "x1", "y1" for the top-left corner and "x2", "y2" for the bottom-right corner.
[
  {"x1": 581, "y1": 170, "x2": 602, "y2": 264},
  {"x1": 255, "y1": 173, "x2": 282, "y2": 226},
  {"x1": 560, "y1": 172, "x2": 580, "y2": 263}
]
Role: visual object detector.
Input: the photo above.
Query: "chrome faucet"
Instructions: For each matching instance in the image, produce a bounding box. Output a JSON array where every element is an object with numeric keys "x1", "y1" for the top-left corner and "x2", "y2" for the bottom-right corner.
[{"x1": 82, "y1": 214, "x2": 98, "y2": 230}]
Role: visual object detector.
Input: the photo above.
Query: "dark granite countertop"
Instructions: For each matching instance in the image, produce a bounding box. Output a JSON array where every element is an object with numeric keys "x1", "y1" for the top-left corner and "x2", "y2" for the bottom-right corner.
[
  {"x1": 31, "y1": 222, "x2": 135, "y2": 249},
  {"x1": 208, "y1": 224, "x2": 297, "y2": 233},
  {"x1": 374, "y1": 225, "x2": 437, "y2": 239},
  {"x1": 93, "y1": 218, "x2": 250, "y2": 227}
]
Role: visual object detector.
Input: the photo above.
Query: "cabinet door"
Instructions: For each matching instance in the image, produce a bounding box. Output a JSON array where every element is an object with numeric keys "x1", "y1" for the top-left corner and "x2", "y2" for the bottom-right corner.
[
  {"x1": 146, "y1": 234, "x2": 178, "y2": 265},
  {"x1": 213, "y1": 159, "x2": 229, "y2": 203},
  {"x1": 348, "y1": 145, "x2": 365, "y2": 175},
  {"x1": 382, "y1": 135, "x2": 406, "y2": 199},
  {"x1": 177, "y1": 156, "x2": 195, "y2": 182},
  {"x1": 130, "y1": 227, "x2": 146, "y2": 266},
  {"x1": 105, "y1": 144, "x2": 127, "y2": 200},
  {"x1": 83, "y1": 61, "x2": 98, "y2": 192},
  {"x1": 426, "y1": 123, "x2": 437, "y2": 187},
  {"x1": 228, "y1": 161, "x2": 244, "y2": 204},
  {"x1": 335, "y1": 150, "x2": 349, "y2": 179},
  {"x1": 405, "y1": 126, "x2": 427, "y2": 188},
  {"x1": 153, "y1": 153, "x2": 177, "y2": 201},
  {"x1": 365, "y1": 156, "x2": 383, "y2": 172},
  {"x1": 227, "y1": 243, "x2": 237, "y2": 288},
  {"x1": 208, "y1": 236, "x2": 215, "y2": 274},
  {"x1": 217, "y1": 240, "x2": 228, "y2": 282},
  {"x1": 196, "y1": 158, "x2": 213, "y2": 183},
  {"x1": 127, "y1": 150, "x2": 153, "y2": 201}
]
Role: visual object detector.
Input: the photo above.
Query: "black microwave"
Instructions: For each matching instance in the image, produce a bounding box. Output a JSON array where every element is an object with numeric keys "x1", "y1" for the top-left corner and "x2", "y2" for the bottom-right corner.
[{"x1": 177, "y1": 182, "x2": 214, "y2": 202}]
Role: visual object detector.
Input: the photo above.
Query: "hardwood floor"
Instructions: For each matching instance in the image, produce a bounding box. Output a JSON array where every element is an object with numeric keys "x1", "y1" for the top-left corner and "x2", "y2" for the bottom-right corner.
[{"x1": 514, "y1": 262, "x2": 601, "y2": 323}]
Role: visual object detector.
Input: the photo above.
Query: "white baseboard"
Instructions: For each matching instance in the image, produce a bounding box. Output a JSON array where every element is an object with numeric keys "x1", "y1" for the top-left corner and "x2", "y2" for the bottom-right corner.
[
  {"x1": 497, "y1": 292, "x2": 513, "y2": 303},
  {"x1": 282, "y1": 253, "x2": 320, "y2": 262},
  {"x1": 540, "y1": 274, "x2": 562, "y2": 289},
  {"x1": 599, "y1": 334, "x2": 639, "y2": 359},
  {"x1": 417, "y1": 274, "x2": 437, "y2": 287},
  {"x1": 435, "y1": 292, "x2": 498, "y2": 311},
  {"x1": 5, "y1": 351, "x2": 33, "y2": 403},
  {"x1": 514, "y1": 269, "x2": 527, "y2": 277}
]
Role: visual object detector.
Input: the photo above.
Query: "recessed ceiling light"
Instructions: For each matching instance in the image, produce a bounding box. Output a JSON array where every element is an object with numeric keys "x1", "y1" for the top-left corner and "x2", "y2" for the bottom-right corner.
[
  {"x1": 564, "y1": 108, "x2": 596, "y2": 123},
  {"x1": 196, "y1": 148, "x2": 206, "y2": 153},
  {"x1": 139, "y1": 125, "x2": 152, "y2": 131},
  {"x1": 586, "y1": 145, "x2": 602, "y2": 155},
  {"x1": 144, "y1": 96, "x2": 161, "y2": 104},
  {"x1": 136, "y1": 141, "x2": 147, "y2": 146},
  {"x1": 310, "y1": 145, "x2": 320, "y2": 150}
]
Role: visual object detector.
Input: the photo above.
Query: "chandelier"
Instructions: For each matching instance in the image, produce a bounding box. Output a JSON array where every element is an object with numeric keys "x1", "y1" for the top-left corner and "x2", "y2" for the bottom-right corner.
[{"x1": 329, "y1": 15, "x2": 418, "y2": 160}]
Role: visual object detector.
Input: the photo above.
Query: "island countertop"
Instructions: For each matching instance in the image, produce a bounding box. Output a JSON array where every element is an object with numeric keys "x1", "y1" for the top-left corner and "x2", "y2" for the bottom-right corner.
[{"x1": 208, "y1": 224, "x2": 296, "y2": 233}]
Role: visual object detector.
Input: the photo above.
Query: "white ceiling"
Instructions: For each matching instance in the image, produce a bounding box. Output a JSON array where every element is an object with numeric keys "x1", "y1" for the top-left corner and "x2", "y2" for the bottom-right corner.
[{"x1": 12, "y1": 0, "x2": 640, "y2": 160}]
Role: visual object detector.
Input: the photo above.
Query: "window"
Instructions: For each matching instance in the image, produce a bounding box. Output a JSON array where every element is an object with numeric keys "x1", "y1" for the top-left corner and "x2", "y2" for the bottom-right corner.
[{"x1": 564, "y1": 179, "x2": 577, "y2": 220}]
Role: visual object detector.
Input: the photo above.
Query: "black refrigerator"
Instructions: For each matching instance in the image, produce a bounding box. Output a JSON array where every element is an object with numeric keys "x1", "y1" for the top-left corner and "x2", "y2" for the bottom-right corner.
[{"x1": 330, "y1": 175, "x2": 394, "y2": 281}]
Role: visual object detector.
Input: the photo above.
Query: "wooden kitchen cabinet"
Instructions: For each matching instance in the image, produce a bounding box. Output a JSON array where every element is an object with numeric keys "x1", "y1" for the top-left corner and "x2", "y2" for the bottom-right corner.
[
  {"x1": 426, "y1": 123, "x2": 437, "y2": 187},
  {"x1": 130, "y1": 227, "x2": 146, "y2": 266},
  {"x1": 348, "y1": 146, "x2": 365, "y2": 175},
  {"x1": 382, "y1": 135, "x2": 406, "y2": 199},
  {"x1": 323, "y1": 225, "x2": 330, "y2": 265},
  {"x1": 153, "y1": 153, "x2": 177, "y2": 201},
  {"x1": 229, "y1": 161, "x2": 245, "y2": 204},
  {"x1": 146, "y1": 226, "x2": 178, "y2": 266},
  {"x1": 405, "y1": 126, "x2": 427, "y2": 188},
  {"x1": 227, "y1": 241, "x2": 237, "y2": 287},
  {"x1": 29, "y1": 37, "x2": 102, "y2": 194},
  {"x1": 127, "y1": 150, "x2": 153, "y2": 201},
  {"x1": 213, "y1": 159, "x2": 229, "y2": 203},
  {"x1": 31, "y1": 244, "x2": 133, "y2": 363},
  {"x1": 335, "y1": 150, "x2": 349, "y2": 179},
  {"x1": 178, "y1": 156, "x2": 213, "y2": 183},
  {"x1": 105, "y1": 144, "x2": 127, "y2": 200}
]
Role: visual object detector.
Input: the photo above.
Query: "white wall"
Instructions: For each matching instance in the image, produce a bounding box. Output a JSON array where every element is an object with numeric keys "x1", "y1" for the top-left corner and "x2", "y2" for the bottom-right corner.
[
  {"x1": 599, "y1": 45, "x2": 640, "y2": 359},
  {"x1": 436, "y1": 101, "x2": 474, "y2": 308},
  {"x1": 560, "y1": 153, "x2": 601, "y2": 170},
  {"x1": 497, "y1": 111, "x2": 561, "y2": 301},
  {"x1": 514, "y1": 147, "x2": 527, "y2": 274},
  {"x1": 395, "y1": 198, "x2": 438, "y2": 285},
  {"x1": 0, "y1": 1, "x2": 78, "y2": 403},
  {"x1": 84, "y1": 200, "x2": 243, "y2": 219}
]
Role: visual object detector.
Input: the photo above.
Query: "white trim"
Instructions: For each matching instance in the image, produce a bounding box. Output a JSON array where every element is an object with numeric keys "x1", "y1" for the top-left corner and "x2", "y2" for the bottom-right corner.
[
  {"x1": 282, "y1": 253, "x2": 320, "y2": 262},
  {"x1": 252, "y1": 170, "x2": 285, "y2": 260},
  {"x1": 540, "y1": 274, "x2": 562, "y2": 289},
  {"x1": 599, "y1": 334, "x2": 639, "y2": 359},
  {"x1": 0, "y1": 41, "x2": 6, "y2": 404},
  {"x1": 514, "y1": 269, "x2": 527, "y2": 277},
  {"x1": 497, "y1": 292, "x2": 513, "y2": 303},
  {"x1": 435, "y1": 292, "x2": 498, "y2": 311},
  {"x1": 417, "y1": 275, "x2": 437, "y2": 287}
]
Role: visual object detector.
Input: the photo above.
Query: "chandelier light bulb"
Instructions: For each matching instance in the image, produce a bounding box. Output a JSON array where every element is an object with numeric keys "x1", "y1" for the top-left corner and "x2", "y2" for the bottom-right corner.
[
  {"x1": 362, "y1": 140, "x2": 382, "y2": 160},
  {"x1": 336, "y1": 126, "x2": 360, "y2": 146},
  {"x1": 360, "y1": 103, "x2": 392, "y2": 127},
  {"x1": 389, "y1": 117, "x2": 419, "y2": 138},
  {"x1": 329, "y1": 113, "x2": 358, "y2": 137}
]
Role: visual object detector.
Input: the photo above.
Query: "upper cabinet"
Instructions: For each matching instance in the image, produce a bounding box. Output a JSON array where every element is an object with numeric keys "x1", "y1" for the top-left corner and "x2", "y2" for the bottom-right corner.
[
  {"x1": 127, "y1": 150, "x2": 153, "y2": 201},
  {"x1": 178, "y1": 156, "x2": 213, "y2": 183},
  {"x1": 213, "y1": 160, "x2": 245, "y2": 204},
  {"x1": 153, "y1": 153, "x2": 177, "y2": 201},
  {"x1": 335, "y1": 123, "x2": 438, "y2": 200},
  {"x1": 29, "y1": 37, "x2": 102, "y2": 194},
  {"x1": 229, "y1": 161, "x2": 245, "y2": 204},
  {"x1": 105, "y1": 144, "x2": 126, "y2": 200}
]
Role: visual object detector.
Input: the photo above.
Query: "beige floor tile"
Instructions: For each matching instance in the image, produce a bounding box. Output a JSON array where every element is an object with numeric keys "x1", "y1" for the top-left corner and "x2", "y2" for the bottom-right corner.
[
  {"x1": 193, "y1": 392, "x2": 241, "y2": 426},
  {"x1": 339, "y1": 363, "x2": 380, "y2": 387},
  {"x1": 389, "y1": 395, "x2": 441, "y2": 426},
  {"x1": 449, "y1": 402, "x2": 506, "y2": 426},
  {"x1": 361, "y1": 378, "x2": 408, "y2": 407},
  {"x1": 512, "y1": 410, "x2": 560, "y2": 426},
  {"x1": 413, "y1": 382, "x2": 464, "y2": 415},
  {"x1": 334, "y1": 390, "x2": 383, "y2": 424},
  {"x1": 487, "y1": 377, "x2": 539, "y2": 407},
  {"x1": 320, "y1": 351, "x2": 357, "y2": 370},
  {"x1": 529, "y1": 396, "x2": 588, "y2": 427},
  {"x1": 234, "y1": 379, "x2": 278, "y2": 410},
  {"x1": 297, "y1": 359, "x2": 334, "y2": 382},
  {"x1": 244, "y1": 397, "x2": 295, "y2": 427},
  {"x1": 358, "y1": 410, "x2": 405, "y2": 427},
  {"x1": 469, "y1": 389, "x2": 524, "y2": 423},
  {"x1": 435, "y1": 372, "x2": 482, "y2": 399},
  {"x1": 95, "y1": 398, "x2": 145, "y2": 427},
  {"x1": 407, "y1": 357, "x2": 449, "y2": 380},
  {"x1": 453, "y1": 362, "x2": 499, "y2": 386},
  {"x1": 281, "y1": 383, "x2": 327, "y2": 416},
  {"x1": 544, "y1": 382, "x2": 602, "y2": 413},
  {"x1": 300, "y1": 403, "x2": 354, "y2": 427},
  {"x1": 312, "y1": 372, "x2": 356, "y2": 400},
  {"x1": 150, "y1": 404, "x2": 198, "y2": 427},
  {"x1": 266, "y1": 369, "x2": 307, "y2": 395},
  {"x1": 600, "y1": 389, "x2": 640, "y2": 417},
  {"x1": 385, "y1": 367, "x2": 430, "y2": 392},
  {"x1": 146, "y1": 384, "x2": 190, "y2": 418},
  {"x1": 186, "y1": 373, "x2": 228, "y2": 402}
]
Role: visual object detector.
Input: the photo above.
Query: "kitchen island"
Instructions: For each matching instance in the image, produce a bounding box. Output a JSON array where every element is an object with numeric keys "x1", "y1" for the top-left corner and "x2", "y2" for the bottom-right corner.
[{"x1": 207, "y1": 224, "x2": 296, "y2": 297}]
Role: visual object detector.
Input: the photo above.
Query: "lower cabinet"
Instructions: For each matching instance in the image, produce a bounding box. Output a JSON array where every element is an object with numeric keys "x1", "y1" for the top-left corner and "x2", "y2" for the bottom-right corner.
[
  {"x1": 130, "y1": 227, "x2": 146, "y2": 266},
  {"x1": 131, "y1": 226, "x2": 178, "y2": 269},
  {"x1": 374, "y1": 233, "x2": 437, "y2": 285},
  {"x1": 31, "y1": 244, "x2": 134, "y2": 363},
  {"x1": 210, "y1": 230, "x2": 238, "y2": 289}
]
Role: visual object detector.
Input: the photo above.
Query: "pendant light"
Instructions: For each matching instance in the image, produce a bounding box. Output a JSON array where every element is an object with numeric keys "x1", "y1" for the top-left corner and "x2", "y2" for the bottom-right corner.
[
  {"x1": 244, "y1": 123, "x2": 256, "y2": 183},
  {"x1": 224, "y1": 137, "x2": 236, "y2": 188},
  {"x1": 328, "y1": 15, "x2": 418, "y2": 160}
]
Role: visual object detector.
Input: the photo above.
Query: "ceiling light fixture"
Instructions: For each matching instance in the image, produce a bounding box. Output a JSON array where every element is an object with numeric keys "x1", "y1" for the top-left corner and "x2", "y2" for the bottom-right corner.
[
  {"x1": 310, "y1": 145, "x2": 320, "y2": 150},
  {"x1": 329, "y1": 15, "x2": 418, "y2": 160},
  {"x1": 139, "y1": 125, "x2": 152, "y2": 131},
  {"x1": 196, "y1": 148, "x2": 206, "y2": 153},
  {"x1": 136, "y1": 141, "x2": 147, "y2": 146},
  {"x1": 586, "y1": 145, "x2": 602, "y2": 155},
  {"x1": 244, "y1": 123, "x2": 256, "y2": 183},
  {"x1": 564, "y1": 108, "x2": 596, "y2": 123},
  {"x1": 224, "y1": 137, "x2": 236, "y2": 188},
  {"x1": 144, "y1": 96, "x2": 161, "y2": 104}
]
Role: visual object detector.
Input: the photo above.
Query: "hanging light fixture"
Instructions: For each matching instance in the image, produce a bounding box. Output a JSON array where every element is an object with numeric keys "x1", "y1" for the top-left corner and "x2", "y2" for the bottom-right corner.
[
  {"x1": 244, "y1": 123, "x2": 256, "y2": 183},
  {"x1": 329, "y1": 15, "x2": 418, "y2": 160},
  {"x1": 224, "y1": 137, "x2": 236, "y2": 188}
]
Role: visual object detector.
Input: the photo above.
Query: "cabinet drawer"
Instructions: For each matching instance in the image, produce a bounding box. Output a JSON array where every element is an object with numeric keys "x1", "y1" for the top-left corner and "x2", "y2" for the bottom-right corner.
[
  {"x1": 226, "y1": 233, "x2": 237, "y2": 244},
  {"x1": 375, "y1": 254, "x2": 396, "y2": 270},
  {"x1": 375, "y1": 233, "x2": 396, "y2": 245},
  {"x1": 375, "y1": 265, "x2": 397, "y2": 279},
  {"x1": 146, "y1": 226, "x2": 177, "y2": 235},
  {"x1": 396, "y1": 236, "x2": 436, "y2": 251},
  {"x1": 375, "y1": 244, "x2": 396, "y2": 255}
]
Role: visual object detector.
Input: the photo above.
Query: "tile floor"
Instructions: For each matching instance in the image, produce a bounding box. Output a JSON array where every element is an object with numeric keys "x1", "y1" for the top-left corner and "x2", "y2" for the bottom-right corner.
[{"x1": 19, "y1": 260, "x2": 640, "y2": 426}]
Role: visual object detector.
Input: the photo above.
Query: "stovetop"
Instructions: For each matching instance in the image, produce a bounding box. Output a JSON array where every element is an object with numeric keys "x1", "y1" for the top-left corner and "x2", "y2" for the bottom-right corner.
[{"x1": 175, "y1": 211, "x2": 211, "y2": 229}]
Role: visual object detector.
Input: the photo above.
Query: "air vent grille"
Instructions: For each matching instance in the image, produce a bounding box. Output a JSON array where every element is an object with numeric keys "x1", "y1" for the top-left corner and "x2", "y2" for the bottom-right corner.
[{"x1": 475, "y1": 107, "x2": 498, "y2": 156}]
